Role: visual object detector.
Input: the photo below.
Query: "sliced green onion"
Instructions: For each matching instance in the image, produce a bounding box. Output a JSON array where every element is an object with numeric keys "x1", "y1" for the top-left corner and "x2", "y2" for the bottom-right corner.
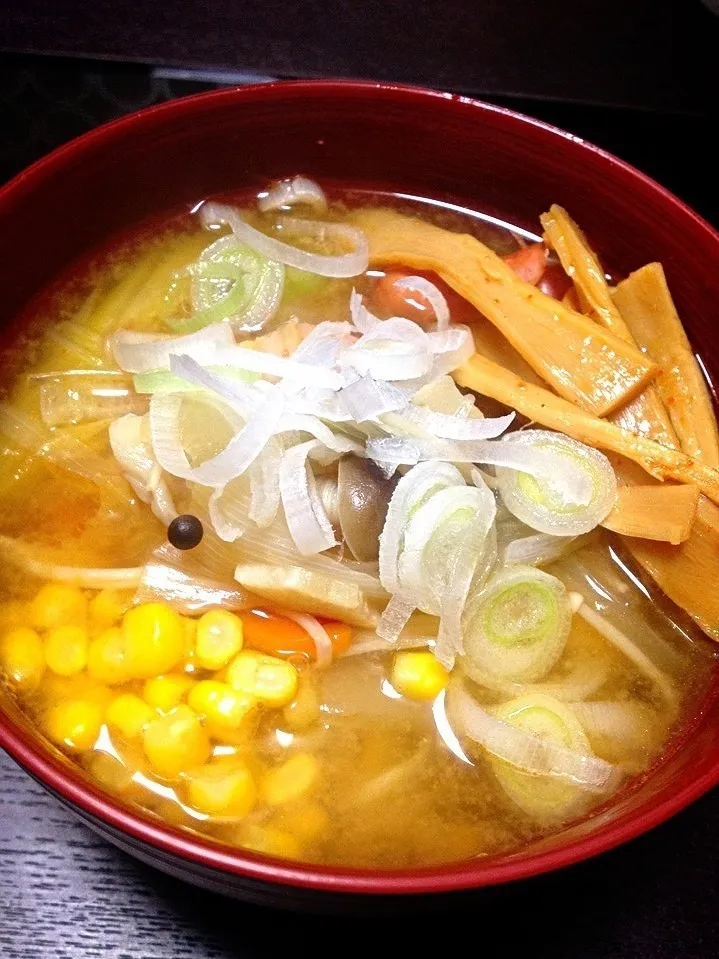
[
  {"x1": 462, "y1": 565, "x2": 571, "y2": 684},
  {"x1": 495, "y1": 429, "x2": 617, "y2": 536},
  {"x1": 486, "y1": 693, "x2": 602, "y2": 822},
  {"x1": 133, "y1": 367, "x2": 260, "y2": 394},
  {"x1": 168, "y1": 236, "x2": 284, "y2": 335}
]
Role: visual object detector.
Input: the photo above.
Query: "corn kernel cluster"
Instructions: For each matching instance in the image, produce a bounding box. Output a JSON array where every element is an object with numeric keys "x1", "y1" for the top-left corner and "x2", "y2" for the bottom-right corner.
[
  {"x1": 1, "y1": 583, "x2": 449, "y2": 863},
  {"x1": 0, "y1": 584, "x2": 324, "y2": 859}
]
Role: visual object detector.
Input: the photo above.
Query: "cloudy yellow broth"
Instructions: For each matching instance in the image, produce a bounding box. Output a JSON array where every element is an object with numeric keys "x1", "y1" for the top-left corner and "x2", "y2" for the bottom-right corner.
[{"x1": 0, "y1": 191, "x2": 714, "y2": 868}]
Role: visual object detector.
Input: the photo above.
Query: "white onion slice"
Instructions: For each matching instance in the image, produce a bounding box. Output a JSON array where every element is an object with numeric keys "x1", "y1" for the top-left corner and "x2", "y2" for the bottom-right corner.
[
  {"x1": 257, "y1": 176, "x2": 328, "y2": 214},
  {"x1": 378, "y1": 461, "x2": 465, "y2": 595},
  {"x1": 452, "y1": 688, "x2": 617, "y2": 791},
  {"x1": 428, "y1": 326, "x2": 475, "y2": 375},
  {"x1": 279, "y1": 440, "x2": 338, "y2": 555},
  {"x1": 349, "y1": 289, "x2": 379, "y2": 334},
  {"x1": 111, "y1": 322, "x2": 234, "y2": 374},
  {"x1": 394, "y1": 276, "x2": 450, "y2": 330},
  {"x1": 167, "y1": 353, "x2": 259, "y2": 413},
  {"x1": 340, "y1": 320, "x2": 432, "y2": 382},
  {"x1": 291, "y1": 320, "x2": 354, "y2": 366},
  {"x1": 397, "y1": 486, "x2": 489, "y2": 605},
  {"x1": 291, "y1": 387, "x2": 353, "y2": 422},
  {"x1": 376, "y1": 595, "x2": 416, "y2": 643},
  {"x1": 248, "y1": 437, "x2": 282, "y2": 528},
  {"x1": 280, "y1": 414, "x2": 363, "y2": 455},
  {"x1": 281, "y1": 610, "x2": 334, "y2": 667},
  {"x1": 149, "y1": 387, "x2": 284, "y2": 487},
  {"x1": 199, "y1": 203, "x2": 369, "y2": 278},
  {"x1": 388, "y1": 405, "x2": 515, "y2": 441},
  {"x1": 393, "y1": 480, "x2": 496, "y2": 668},
  {"x1": 341, "y1": 375, "x2": 408, "y2": 420},
  {"x1": 209, "y1": 344, "x2": 344, "y2": 390},
  {"x1": 208, "y1": 484, "x2": 246, "y2": 542}
]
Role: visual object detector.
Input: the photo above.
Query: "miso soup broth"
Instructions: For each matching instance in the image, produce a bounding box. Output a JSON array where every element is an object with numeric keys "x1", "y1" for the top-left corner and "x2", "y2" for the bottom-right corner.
[{"x1": 1, "y1": 181, "x2": 716, "y2": 869}]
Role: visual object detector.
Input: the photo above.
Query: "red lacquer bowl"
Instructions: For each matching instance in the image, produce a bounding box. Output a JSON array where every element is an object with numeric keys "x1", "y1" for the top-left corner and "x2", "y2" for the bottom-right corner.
[{"x1": 1, "y1": 82, "x2": 719, "y2": 911}]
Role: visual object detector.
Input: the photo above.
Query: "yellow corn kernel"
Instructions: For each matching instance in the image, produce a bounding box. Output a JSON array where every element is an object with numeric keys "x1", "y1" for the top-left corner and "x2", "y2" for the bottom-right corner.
[
  {"x1": 391, "y1": 651, "x2": 449, "y2": 701},
  {"x1": 226, "y1": 650, "x2": 298, "y2": 708},
  {"x1": 182, "y1": 617, "x2": 198, "y2": 670},
  {"x1": 41, "y1": 673, "x2": 112, "y2": 708},
  {"x1": 106, "y1": 693, "x2": 156, "y2": 739},
  {"x1": 186, "y1": 762, "x2": 256, "y2": 816},
  {"x1": 143, "y1": 674, "x2": 195, "y2": 712},
  {"x1": 0, "y1": 599, "x2": 31, "y2": 632},
  {"x1": 262, "y1": 753, "x2": 320, "y2": 807},
  {"x1": 122, "y1": 603, "x2": 185, "y2": 679},
  {"x1": 87, "y1": 627, "x2": 129, "y2": 685},
  {"x1": 282, "y1": 676, "x2": 320, "y2": 731},
  {"x1": 143, "y1": 704, "x2": 210, "y2": 779},
  {"x1": 44, "y1": 624, "x2": 89, "y2": 676},
  {"x1": 45, "y1": 699, "x2": 103, "y2": 751},
  {"x1": 195, "y1": 609, "x2": 244, "y2": 670},
  {"x1": 275, "y1": 801, "x2": 329, "y2": 844},
  {"x1": 87, "y1": 751, "x2": 134, "y2": 794},
  {"x1": 188, "y1": 680, "x2": 256, "y2": 730},
  {"x1": 30, "y1": 584, "x2": 87, "y2": 630},
  {"x1": 89, "y1": 589, "x2": 131, "y2": 631},
  {"x1": 240, "y1": 824, "x2": 303, "y2": 860},
  {"x1": 0, "y1": 626, "x2": 45, "y2": 692},
  {"x1": 205, "y1": 712, "x2": 260, "y2": 747}
]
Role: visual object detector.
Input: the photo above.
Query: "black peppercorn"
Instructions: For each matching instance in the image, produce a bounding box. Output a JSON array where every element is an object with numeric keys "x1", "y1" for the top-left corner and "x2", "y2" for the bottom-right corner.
[{"x1": 167, "y1": 514, "x2": 204, "y2": 550}]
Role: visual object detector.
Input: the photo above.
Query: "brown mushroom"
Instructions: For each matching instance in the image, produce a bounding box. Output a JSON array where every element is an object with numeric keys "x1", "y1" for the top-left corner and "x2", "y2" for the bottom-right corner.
[{"x1": 336, "y1": 455, "x2": 397, "y2": 562}]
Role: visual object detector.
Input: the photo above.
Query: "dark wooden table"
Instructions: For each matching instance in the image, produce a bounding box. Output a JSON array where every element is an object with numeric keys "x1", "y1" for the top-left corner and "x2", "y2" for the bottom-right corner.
[
  {"x1": 1, "y1": 0, "x2": 717, "y2": 113},
  {"x1": 3, "y1": 745, "x2": 719, "y2": 957}
]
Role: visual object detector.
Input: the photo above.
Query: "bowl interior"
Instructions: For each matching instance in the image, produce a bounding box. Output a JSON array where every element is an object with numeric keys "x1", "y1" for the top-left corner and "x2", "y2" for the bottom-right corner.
[{"x1": 1, "y1": 81, "x2": 719, "y2": 895}]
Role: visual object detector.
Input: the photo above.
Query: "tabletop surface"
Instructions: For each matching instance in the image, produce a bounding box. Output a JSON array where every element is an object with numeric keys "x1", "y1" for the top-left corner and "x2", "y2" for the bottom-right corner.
[
  {"x1": 3, "y1": 746, "x2": 719, "y2": 958},
  {"x1": 1, "y1": 0, "x2": 718, "y2": 113},
  {"x1": 1, "y1": 48, "x2": 719, "y2": 959}
]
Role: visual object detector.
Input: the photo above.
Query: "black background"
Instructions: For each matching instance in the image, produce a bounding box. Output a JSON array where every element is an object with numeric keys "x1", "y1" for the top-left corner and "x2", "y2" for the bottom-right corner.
[{"x1": 1, "y1": 1, "x2": 719, "y2": 954}]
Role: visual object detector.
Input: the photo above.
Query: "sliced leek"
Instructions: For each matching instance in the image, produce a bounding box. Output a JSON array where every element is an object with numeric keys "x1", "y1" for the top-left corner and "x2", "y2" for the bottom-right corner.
[
  {"x1": 488, "y1": 693, "x2": 606, "y2": 822},
  {"x1": 496, "y1": 430, "x2": 617, "y2": 536},
  {"x1": 169, "y1": 234, "x2": 284, "y2": 335},
  {"x1": 462, "y1": 565, "x2": 571, "y2": 684}
]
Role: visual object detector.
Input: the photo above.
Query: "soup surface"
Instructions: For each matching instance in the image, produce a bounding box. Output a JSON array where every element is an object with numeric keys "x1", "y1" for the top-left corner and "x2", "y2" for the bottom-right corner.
[{"x1": 0, "y1": 184, "x2": 715, "y2": 869}]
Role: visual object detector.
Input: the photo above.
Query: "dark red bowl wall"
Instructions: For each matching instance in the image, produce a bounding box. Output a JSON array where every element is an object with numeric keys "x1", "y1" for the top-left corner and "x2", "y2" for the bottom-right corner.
[
  {"x1": 2, "y1": 82, "x2": 719, "y2": 900},
  {"x1": 2, "y1": 84, "x2": 718, "y2": 368}
]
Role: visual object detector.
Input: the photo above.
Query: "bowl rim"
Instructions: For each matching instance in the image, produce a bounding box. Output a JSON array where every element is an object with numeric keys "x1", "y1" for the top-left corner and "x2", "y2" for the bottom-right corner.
[{"x1": 2, "y1": 78, "x2": 719, "y2": 897}]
